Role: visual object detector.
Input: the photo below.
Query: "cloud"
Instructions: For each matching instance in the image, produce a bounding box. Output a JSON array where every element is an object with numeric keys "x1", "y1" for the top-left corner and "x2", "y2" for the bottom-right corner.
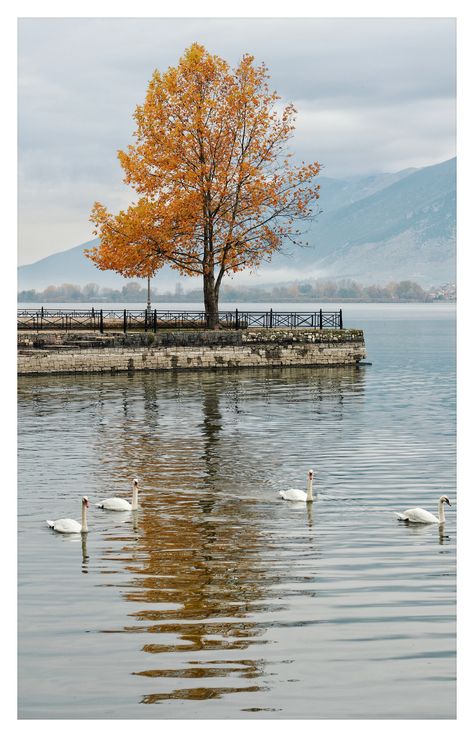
[
  {"x1": 18, "y1": 17, "x2": 456, "y2": 264},
  {"x1": 292, "y1": 97, "x2": 455, "y2": 176}
]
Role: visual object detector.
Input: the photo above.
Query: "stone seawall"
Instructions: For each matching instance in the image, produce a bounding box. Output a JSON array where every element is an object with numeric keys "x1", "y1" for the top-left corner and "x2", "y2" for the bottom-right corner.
[{"x1": 18, "y1": 328, "x2": 366, "y2": 375}]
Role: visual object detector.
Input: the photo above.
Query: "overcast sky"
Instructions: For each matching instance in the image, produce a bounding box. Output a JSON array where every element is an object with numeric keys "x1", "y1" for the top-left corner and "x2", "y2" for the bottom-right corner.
[{"x1": 18, "y1": 16, "x2": 456, "y2": 265}]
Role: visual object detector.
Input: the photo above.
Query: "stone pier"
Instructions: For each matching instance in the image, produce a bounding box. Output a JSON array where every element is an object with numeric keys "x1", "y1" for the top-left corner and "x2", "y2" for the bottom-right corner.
[{"x1": 17, "y1": 328, "x2": 366, "y2": 375}]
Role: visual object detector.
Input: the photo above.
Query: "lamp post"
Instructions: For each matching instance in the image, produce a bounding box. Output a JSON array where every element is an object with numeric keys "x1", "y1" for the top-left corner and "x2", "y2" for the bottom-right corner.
[{"x1": 146, "y1": 275, "x2": 152, "y2": 314}]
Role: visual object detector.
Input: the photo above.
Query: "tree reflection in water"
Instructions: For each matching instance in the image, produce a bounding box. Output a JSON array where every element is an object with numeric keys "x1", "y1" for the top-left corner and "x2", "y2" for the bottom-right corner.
[{"x1": 89, "y1": 367, "x2": 365, "y2": 704}]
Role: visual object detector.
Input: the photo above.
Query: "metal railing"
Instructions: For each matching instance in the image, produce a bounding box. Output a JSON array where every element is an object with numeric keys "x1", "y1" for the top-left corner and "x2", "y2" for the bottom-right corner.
[{"x1": 17, "y1": 308, "x2": 343, "y2": 332}]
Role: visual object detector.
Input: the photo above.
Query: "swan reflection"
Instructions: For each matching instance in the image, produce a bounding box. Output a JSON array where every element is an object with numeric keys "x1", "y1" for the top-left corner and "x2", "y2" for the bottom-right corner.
[
  {"x1": 105, "y1": 510, "x2": 132, "y2": 527},
  {"x1": 438, "y1": 523, "x2": 450, "y2": 545},
  {"x1": 50, "y1": 529, "x2": 90, "y2": 571},
  {"x1": 399, "y1": 520, "x2": 451, "y2": 545},
  {"x1": 81, "y1": 533, "x2": 89, "y2": 572}
]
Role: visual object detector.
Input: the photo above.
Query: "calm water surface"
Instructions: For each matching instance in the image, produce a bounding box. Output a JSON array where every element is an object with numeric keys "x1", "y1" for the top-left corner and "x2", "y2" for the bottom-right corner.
[{"x1": 18, "y1": 303, "x2": 456, "y2": 719}]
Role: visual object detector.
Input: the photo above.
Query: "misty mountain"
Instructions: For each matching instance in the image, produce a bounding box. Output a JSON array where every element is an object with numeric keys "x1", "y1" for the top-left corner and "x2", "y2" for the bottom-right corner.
[
  {"x1": 19, "y1": 239, "x2": 126, "y2": 291},
  {"x1": 268, "y1": 158, "x2": 455, "y2": 286},
  {"x1": 313, "y1": 158, "x2": 455, "y2": 285},
  {"x1": 18, "y1": 158, "x2": 455, "y2": 292},
  {"x1": 315, "y1": 166, "x2": 417, "y2": 214}
]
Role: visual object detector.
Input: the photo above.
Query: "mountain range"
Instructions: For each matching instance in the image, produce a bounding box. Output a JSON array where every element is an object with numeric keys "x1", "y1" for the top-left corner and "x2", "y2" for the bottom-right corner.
[{"x1": 18, "y1": 157, "x2": 456, "y2": 292}]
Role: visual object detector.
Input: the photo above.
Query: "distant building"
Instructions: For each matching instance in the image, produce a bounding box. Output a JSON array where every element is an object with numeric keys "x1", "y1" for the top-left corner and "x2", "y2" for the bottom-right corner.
[{"x1": 428, "y1": 282, "x2": 456, "y2": 301}]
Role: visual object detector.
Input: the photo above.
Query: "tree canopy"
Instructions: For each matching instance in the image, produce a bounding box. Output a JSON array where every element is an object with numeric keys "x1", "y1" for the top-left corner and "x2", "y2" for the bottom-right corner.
[{"x1": 87, "y1": 43, "x2": 321, "y2": 326}]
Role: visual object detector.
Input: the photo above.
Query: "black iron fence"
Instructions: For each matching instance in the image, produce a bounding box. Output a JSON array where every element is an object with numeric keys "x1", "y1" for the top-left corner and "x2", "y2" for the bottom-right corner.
[{"x1": 17, "y1": 308, "x2": 343, "y2": 332}]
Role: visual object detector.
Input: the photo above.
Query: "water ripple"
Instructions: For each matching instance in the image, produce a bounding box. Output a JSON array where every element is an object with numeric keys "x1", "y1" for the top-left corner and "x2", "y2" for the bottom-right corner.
[{"x1": 18, "y1": 309, "x2": 456, "y2": 718}]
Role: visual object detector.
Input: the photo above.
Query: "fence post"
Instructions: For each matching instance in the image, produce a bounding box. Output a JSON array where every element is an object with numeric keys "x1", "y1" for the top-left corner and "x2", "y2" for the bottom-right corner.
[
  {"x1": 99, "y1": 309, "x2": 104, "y2": 334},
  {"x1": 123, "y1": 309, "x2": 127, "y2": 333},
  {"x1": 319, "y1": 308, "x2": 323, "y2": 329},
  {"x1": 269, "y1": 308, "x2": 273, "y2": 328},
  {"x1": 339, "y1": 308, "x2": 343, "y2": 329},
  {"x1": 153, "y1": 309, "x2": 157, "y2": 333},
  {"x1": 144, "y1": 309, "x2": 148, "y2": 333}
]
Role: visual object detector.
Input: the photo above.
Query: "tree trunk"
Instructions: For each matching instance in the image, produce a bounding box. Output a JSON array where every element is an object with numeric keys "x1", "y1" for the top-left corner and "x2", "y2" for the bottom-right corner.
[{"x1": 203, "y1": 270, "x2": 220, "y2": 329}]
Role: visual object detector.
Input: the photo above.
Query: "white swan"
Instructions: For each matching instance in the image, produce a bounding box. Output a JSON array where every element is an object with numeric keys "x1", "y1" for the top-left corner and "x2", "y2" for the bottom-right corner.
[
  {"x1": 96, "y1": 478, "x2": 139, "y2": 511},
  {"x1": 279, "y1": 470, "x2": 314, "y2": 502},
  {"x1": 46, "y1": 496, "x2": 89, "y2": 534},
  {"x1": 395, "y1": 495, "x2": 452, "y2": 524}
]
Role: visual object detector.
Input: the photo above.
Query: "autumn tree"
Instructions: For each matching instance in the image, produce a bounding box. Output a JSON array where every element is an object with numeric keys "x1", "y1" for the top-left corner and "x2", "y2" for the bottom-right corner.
[{"x1": 87, "y1": 43, "x2": 321, "y2": 328}]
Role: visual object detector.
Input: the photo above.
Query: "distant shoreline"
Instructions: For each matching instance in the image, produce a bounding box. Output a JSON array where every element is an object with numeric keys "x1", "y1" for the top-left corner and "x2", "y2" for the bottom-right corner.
[
  {"x1": 18, "y1": 275, "x2": 456, "y2": 305},
  {"x1": 17, "y1": 297, "x2": 456, "y2": 304}
]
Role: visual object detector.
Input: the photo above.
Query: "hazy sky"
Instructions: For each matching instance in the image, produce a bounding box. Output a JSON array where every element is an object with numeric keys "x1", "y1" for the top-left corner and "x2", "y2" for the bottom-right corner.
[{"x1": 18, "y1": 16, "x2": 456, "y2": 265}]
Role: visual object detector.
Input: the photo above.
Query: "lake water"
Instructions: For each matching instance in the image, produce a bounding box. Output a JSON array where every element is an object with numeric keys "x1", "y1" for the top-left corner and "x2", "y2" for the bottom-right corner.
[{"x1": 18, "y1": 303, "x2": 456, "y2": 719}]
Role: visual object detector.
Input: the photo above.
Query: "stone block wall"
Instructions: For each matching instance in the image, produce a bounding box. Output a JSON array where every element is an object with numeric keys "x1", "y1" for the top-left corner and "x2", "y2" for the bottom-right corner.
[{"x1": 17, "y1": 328, "x2": 366, "y2": 375}]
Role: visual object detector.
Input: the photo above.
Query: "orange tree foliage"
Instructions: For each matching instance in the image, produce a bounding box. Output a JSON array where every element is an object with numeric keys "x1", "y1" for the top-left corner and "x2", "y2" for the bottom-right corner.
[{"x1": 87, "y1": 43, "x2": 321, "y2": 327}]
